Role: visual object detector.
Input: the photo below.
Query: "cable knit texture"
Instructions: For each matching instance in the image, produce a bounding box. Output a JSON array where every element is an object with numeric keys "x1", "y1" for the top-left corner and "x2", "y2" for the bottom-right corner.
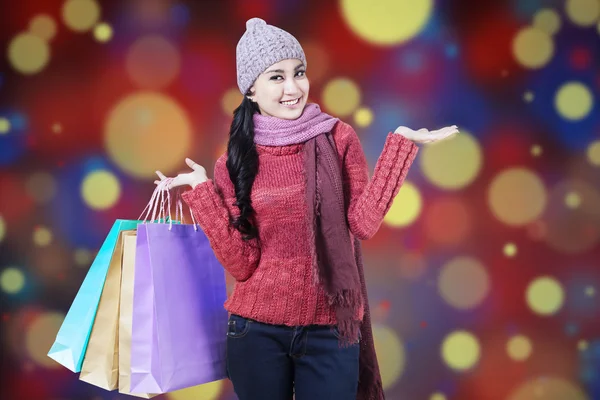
[
  {"x1": 236, "y1": 17, "x2": 306, "y2": 94},
  {"x1": 182, "y1": 121, "x2": 418, "y2": 327}
]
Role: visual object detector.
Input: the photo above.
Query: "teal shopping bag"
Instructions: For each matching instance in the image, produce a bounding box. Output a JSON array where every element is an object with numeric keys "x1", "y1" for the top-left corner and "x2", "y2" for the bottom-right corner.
[{"x1": 48, "y1": 219, "x2": 140, "y2": 372}]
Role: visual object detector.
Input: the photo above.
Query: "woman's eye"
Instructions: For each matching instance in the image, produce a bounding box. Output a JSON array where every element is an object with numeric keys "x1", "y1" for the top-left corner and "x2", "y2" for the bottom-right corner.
[
  {"x1": 270, "y1": 75, "x2": 283, "y2": 81},
  {"x1": 296, "y1": 70, "x2": 306, "y2": 77}
]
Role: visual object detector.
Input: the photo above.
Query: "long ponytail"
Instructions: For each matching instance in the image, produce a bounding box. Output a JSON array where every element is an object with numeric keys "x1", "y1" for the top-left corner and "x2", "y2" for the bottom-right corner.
[{"x1": 226, "y1": 95, "x2": 260, "y2": 241}]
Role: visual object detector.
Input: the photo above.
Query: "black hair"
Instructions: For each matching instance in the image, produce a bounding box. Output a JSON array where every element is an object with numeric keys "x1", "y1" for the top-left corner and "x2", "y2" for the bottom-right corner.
[{"x1": 226, "y1": 94, "x2": 261, "y2": 241}]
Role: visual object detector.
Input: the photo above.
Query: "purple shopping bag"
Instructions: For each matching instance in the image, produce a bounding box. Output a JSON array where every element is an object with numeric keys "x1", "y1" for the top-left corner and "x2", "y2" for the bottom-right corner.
[{"x1": 129, "y1": 222, "x2": 228, "y2": 394}]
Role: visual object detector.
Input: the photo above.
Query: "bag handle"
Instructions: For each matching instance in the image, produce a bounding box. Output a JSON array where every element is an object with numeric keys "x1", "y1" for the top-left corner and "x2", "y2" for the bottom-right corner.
[{"x1": 138, "y1": 179, "x2": 198, "y2": 231}]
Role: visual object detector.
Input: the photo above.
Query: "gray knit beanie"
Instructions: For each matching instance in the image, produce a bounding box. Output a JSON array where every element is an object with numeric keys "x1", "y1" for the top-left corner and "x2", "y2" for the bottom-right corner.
[{"x1": 236, "y1": 18, "x2": 307, "y2": 95}]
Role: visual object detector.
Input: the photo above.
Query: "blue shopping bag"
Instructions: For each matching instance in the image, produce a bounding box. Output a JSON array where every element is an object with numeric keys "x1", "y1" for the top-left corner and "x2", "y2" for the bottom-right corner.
[{"x1": 48, "y1": 219, "x2": 140, "y2": 372}]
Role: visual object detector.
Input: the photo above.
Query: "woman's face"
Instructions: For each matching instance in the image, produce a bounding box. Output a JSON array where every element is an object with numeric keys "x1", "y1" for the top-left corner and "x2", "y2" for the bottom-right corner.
[{"x1": 248, "y1": 58, "x2": 309, "y2": 120}]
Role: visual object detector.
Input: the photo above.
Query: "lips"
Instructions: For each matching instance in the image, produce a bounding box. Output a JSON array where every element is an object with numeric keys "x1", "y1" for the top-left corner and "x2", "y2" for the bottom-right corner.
[{"x1": 280, "y1": 97, "x2": 301, "y2": 106}]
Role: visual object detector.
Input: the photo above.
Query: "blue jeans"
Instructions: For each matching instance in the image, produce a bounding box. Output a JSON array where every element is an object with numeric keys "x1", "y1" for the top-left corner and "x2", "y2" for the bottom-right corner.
[{"x1": 226, "y1": 314, "x2": 360, "y2": 400}]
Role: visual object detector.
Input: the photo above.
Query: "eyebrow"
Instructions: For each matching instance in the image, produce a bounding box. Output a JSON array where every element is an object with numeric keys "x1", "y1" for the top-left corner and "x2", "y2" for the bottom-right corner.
[{"x1": 264, "y1": 63, "x2": 305, "y2": 74}]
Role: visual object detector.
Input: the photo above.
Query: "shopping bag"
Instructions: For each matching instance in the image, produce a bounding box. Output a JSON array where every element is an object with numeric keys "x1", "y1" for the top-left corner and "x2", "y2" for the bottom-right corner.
[
  {"x1": 48, "y1": 219, "x2": 140, "y2": 372},
  {"x1": 79, "y1": 227, "x2": 127, "y2": 390},
  {"x1": 130, "y1": 222, "x2": 228, "y2": 394},
  {"x1": 119, "y1": 231, "x2": 156, "y2": 398}
]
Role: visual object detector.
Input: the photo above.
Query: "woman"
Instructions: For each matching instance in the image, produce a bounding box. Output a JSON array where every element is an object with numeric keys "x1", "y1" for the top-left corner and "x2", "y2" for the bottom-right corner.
[{"x1": 156, "y1": 18, "x2": 457, "y2": 400}]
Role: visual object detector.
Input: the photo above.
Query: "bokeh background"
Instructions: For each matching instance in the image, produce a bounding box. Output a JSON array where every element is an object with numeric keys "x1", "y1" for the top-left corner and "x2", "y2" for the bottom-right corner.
[{"x1": 1, "y1": 0, "x2": 600, "y2": 399}]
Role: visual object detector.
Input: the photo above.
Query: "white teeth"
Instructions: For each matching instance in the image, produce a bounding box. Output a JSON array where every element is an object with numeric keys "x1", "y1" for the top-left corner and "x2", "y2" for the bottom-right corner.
[{"x1": 281, "y1": 98, "x2": 300, "y2": 105}]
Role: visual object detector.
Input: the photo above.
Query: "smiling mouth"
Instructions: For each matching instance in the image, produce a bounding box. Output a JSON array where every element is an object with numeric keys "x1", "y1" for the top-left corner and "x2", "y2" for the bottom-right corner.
[{"x1": 280, "y1": 97, "x2": 301, "y2": 106}]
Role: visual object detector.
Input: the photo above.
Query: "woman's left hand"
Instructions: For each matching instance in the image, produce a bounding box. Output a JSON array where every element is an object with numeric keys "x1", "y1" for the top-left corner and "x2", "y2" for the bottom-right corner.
[{"x1": 394, "y1": 125, "x2": 459, "y2": 144}]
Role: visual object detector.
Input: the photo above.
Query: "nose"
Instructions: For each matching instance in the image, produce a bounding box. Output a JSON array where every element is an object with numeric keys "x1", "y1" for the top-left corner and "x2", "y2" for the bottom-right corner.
[{"x1": 283, "y1": 77, "x2": 301, "y2": 96}]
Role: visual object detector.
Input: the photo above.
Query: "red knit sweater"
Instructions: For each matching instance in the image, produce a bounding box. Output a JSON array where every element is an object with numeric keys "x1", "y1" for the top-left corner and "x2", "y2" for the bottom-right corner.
[{"x1": 182, "y1": 121, "x2": 418, "y2": 326}]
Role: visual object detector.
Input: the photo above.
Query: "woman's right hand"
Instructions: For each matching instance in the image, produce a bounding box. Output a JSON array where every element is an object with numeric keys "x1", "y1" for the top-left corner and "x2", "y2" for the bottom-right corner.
[{"x1": 155, "y1": 158, "x2": 208, "y2": 189}]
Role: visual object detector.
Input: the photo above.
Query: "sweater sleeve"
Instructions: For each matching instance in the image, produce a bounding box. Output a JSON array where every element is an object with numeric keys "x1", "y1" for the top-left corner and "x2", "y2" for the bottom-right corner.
[
  {"x1": 335, "y1": 121, "x2": 419, "y2": 240},
  {"x1": 181, "y1": 155, "x2": 261, "y2": 281}
]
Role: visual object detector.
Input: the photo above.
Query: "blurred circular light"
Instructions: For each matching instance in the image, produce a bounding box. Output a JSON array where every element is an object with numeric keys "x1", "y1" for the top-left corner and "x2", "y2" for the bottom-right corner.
[
  {"x1": 29, "y1": 14, "x2": 57, "y2": 41},
  {"x1": 26, "y1": 312, "x2": 65, "y2": 368},
  {"x1": 578, "y1": 340, "x2": 589, "y2": 351},
  {"x1": 512, "y1": 27, "x2": 554, "y2": 69},
  {"x1": 126, "y1": 35, "x2": 181, "y2": 89},
  {"x1": 93, "y1": 22, "x2": 113, "y2": 42},
  {"x1": 420, "y1": 130, "x2": 482, "y2": 190},
  {"x1": 507, "y1": 335, "x2": 533, "y2": 361},
  {"x1": 62, "y1": 0, "x2": 101, "y2": 32},
  {"x1": 1, "y1": 267, "x2": 25, "y2": 294},
  {"x1": 221, "y1": 88, "x2": 243, "y2": 116},
  {"x1": 167, "y1": 380, "x2": 224, "y2": 400},
  {"x1": 340, "y1": 0, "x2": 434, "y2": 45},
  {"x1": 74, "y1": 248, "x2": 94, "y2": 267},
  {"x1": 105, "y1": 92, "x2": 192, "y2": 179},
  {"x1": 0, "y1": 214, "x2": 5, "y2": 242},
  {"x1": 81, "y1": 170, "x2": 121, "y2": 210},
  {"x1": 438, "y1": 256, "x2": 490, "y2": 310},
  {"x1": 523, "y1": 91, "x2": 535, "y2": 102},
  {"x1": 555, "y1": 81, "x2": 593, "y2": 121},
  {"x1": 504, "y1": 242, "x2": 518, "y2": 257},
  {"x1": 526, "y1": 276, "x2": 565, "y2": 316},
  {"x1": 565, "y1": 0, "x2": 600, "y2": 27},
  {"x1": 430, "y1": 393, "x2": 447, "y2": 400},
  {"x1": 373, "y1": 324, "x2": 406, "y2": 389},
  {"x1": 488, "y1": 168, "x2": 547, "y2": 226},
  {"x1": 26, "y1": 172, "x2": 57, "y2": 203},
  {"x1": 0, "y1": 117, "x2": 10, "y2": 134},
  {"x1": 33, "y1": 226, "x2": 53, "y2": 247},
  {"x1": 441, "y1": 330, "x2": 481, "y2": 371},
  {"x1": 322, "y1": 78, "x2": 361, "y2": 117},
  {"x1": 7, "y1": 32, "x2": 51, "y2": 75},
  {"x1": 531, "y1": 144, "x2": 542, "y2": 157},
  {"x1": 354, "y1": 107, "x2": 374, "y2": 127},
  {"x1": 533, "y1": 9, "x2": 561, "y2": 35},
  {"x1": 383, "y1": 181, "x2": 422, "y2": 227},
  {"x1": 587, "y1": 140, "x2": 600, "y2": 166}
]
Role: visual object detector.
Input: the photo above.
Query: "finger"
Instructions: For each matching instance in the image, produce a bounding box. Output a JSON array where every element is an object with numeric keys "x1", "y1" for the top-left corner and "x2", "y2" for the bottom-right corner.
[
  {"x1": 155, "y1": 170, "x2": 167, "y2": 180},
  {"x1": 185, "y1": 158, "x2": 200, "y2": 171}
]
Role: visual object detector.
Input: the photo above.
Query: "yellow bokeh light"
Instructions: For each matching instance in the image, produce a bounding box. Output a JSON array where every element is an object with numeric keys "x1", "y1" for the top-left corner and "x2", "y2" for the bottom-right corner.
[
  {"x1": 531, "y1": 144, "x2": 542, "y2": 157},
  {"x1": 1, "y1": 267, "x2": 25, "y2": 294},
  {"x1": 507, "y1": 335, "x2": 533, "y2": 361},
  {"x1": 441, "y1": 330, "x2": 480, "y2": 371},
  {"x1": 586, "y1": 140, "x2": 600, "y2": 166},
  {"x1": 104, "y1": 92, "x2": 192, "y2": 179},
  {"x1": 74, "y1": 248, "x2": 94, "y2": 267},
  {"x1": 302, "y1": 41, "x2": 330, "y2": 83},
  {"x1": 167, "y1": 380, "x2": 224, "y2": 400},
  {"x1": 420, "y1": 130, "x2": 482, "y2": 190},
  {"x1": 126, "y1": 35, "x2": 181, "y2": 89},
  {"x1": 81, "y1": 170, "x2": 121, "y2": 210},
  {"x1": 322, "y1": 78, "x2": 361, "y2": 117},
  {"x1": 585, "y1": 286, "x2": 595, "y2": 297},
  {"x1": 29, "y1": 14, "x2": 57, "y2": 41},
  {"x1": 578, "y1": 340, "x2": 588, "y2": 351},
  {"x1": 33, "y1": 226, "x2": 53, "y2": 247},
  {"x1": 488, "y1": 168, "x2": 547, "y2": 226},
  {"x1": 555, "y1": 81, "x2": 593, "y2": 121},
  {"x1": 221, "y1": 88, "x2": 243, "y2": 116},
  {"x1": 52, "y1": 123, "x2": 62, "y2": 133},
  {"x1": 7, "y1": 32, "x2": 51, "y2": 75},
  {"x1": 438, "y1": 256, "x2": 490, "y2": 310},
  {"x1": 565, "y1": 0, "x2": 600, "y2": 27},
  {"x1": 565, "y1": 191, "x2": 581, "y2": 208},
  {"x1": 526, "y1": 276, "x2": 565, "y2": 316},
  {"x1": 507, "y1": 377, "x2": 589, "y2": 400},
  {"x1": 504, "y1": 242, "x2": 518, "y2": 257},
  {"x1": 533, "y1": 9, "x2": 561, "y2": 35},
  {"x1": 62, "y1": 0, "x2": 101, "y2": 32},
  {"x1": 340, "y1": 0, "x2": 433, "y2": 45},
  {"x1": 26, "y1": 172, "x2": 57, "y2": 204},
  {"x1": 430, "y1": 393, "x2": 447, "y2": 400},
  {"x1": 0, "y1": 117, "x2": 10, "y2": 134},
  {"x1": 523, "y1": 91, "x2": 535, "y2": 102},
  {"x1": 0, "y1": 215, "x2": 5, "y2": 242},
  {"x1": 26, "y1": 312, "x2": 65, "y2": 368},
  {"x1": 383, "y1": 181, "x2": 422, "y2": 227},
  {"x1": 93, "y1": 22, "x2": 113, "y2": 42},
  {"x1": 354, "y1": 107, "x2": 374, "y2": 127},
  {"x1": 373, "y1": 324, "x2": 406, "y2": 389},
  {"x1": 512, "y1": 27, "x2": 554, "y2": 69}
]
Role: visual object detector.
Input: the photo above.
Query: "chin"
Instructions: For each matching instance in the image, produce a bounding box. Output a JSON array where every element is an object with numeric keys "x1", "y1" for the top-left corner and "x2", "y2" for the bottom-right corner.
[{"x1": 277, "y1": 102, "x2": 307, "y2": 120}]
